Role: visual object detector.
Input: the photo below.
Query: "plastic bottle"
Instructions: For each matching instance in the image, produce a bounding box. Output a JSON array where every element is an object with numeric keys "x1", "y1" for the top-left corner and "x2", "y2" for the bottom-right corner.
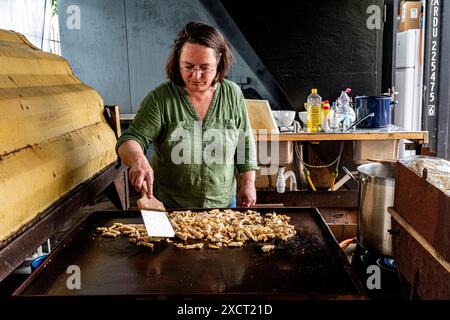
[
  {"x1": 337, "y1": 89, "x2": 356, "y2": 131},
  {"x1": 306, "y1": 88, "x2": 322, "y2": 132},
  {"x1": 322, "y1": 100, "x2": 330, "y2": 132},
  {"x1": 337, "y1": 89, "x2": 351, "y2": 107},
  {"x1": 328, "y1": 102, "x2": 341, "y2": 132},
  {"x1": 276, "y1": 167, "x2": 286, "y2": 193}
]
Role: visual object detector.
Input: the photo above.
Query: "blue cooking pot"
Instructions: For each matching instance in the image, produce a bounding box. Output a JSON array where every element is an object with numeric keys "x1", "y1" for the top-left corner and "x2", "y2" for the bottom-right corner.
[{"x1": 355, "y1": 96, "x2": 397, "y2": 128}]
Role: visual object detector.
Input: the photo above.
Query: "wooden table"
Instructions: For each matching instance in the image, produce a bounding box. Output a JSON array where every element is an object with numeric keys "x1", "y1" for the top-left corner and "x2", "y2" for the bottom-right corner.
[
  {"x1": 255, "y1": 125, "x2": 428, "y2": 144},
  {"x1": 252, "y1": 126, "x2": 429, "y2": 203}
]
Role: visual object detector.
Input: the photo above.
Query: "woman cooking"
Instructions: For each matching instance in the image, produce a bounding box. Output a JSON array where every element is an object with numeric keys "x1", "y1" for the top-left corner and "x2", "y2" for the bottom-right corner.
[{"x1": 116, "y1": 21, "x2": 258, "y2": 209}]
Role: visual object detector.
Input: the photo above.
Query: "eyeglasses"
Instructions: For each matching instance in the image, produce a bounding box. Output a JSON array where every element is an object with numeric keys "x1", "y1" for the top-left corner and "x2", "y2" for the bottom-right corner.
[{"x1": 180, "y1": 65, "x2": 216, "y2": 75}]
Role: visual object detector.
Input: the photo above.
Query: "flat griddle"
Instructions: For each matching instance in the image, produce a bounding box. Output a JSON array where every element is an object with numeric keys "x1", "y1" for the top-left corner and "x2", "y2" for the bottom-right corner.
[{"x1": 13, "y1": 208, "x2": 364, "y2": 299}]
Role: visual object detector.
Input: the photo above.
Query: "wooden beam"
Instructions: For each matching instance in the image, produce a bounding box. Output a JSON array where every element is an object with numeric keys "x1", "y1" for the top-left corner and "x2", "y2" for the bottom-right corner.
[
  {"x1": 256, "y1": 190, "x2": 358, "y2": 208},
  {"x1": 388, "y1": 207, "x2": 450, "y2": 273}
]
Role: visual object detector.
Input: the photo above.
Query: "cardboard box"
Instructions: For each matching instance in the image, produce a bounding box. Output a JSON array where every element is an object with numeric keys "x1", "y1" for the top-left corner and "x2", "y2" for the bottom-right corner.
[{"x1": 399, "y1": 1, "x2": 422, "y2": 32}]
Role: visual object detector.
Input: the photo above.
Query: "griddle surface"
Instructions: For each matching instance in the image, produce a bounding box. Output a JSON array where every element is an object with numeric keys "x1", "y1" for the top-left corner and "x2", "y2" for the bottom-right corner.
[{"x1": 16, "y1": 208, "x2": 362, "y2": 298}]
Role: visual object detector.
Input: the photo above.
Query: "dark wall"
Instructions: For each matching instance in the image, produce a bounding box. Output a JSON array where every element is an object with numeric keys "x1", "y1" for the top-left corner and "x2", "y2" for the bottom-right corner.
[
  {"x1": 437, "y1": 1, "x2": 450, "y2": 159},
  {"x1": 221, "y1": 0, "x2": 384, "y2": 110},
  {"x1": 382, "y1": 0, "x2": 399, "y2": 95}
]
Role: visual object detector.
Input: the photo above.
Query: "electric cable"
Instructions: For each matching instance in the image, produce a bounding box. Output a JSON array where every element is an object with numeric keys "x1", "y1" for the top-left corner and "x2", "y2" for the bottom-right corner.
[{"x1": 296, "y1": 141, "x2": 344, "y2": 169}]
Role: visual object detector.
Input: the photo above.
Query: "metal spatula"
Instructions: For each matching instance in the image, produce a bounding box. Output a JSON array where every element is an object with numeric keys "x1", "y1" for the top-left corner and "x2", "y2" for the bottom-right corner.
[
  {"x1": 141, "y1": 209, "x2": 175, "y2": 238},
  {"x1": 138, "y1": 187, "x2": 174, "y2": 238}
]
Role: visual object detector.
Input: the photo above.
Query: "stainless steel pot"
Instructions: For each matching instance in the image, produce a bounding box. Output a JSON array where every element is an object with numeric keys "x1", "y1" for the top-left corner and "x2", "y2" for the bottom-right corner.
[{"x1": 344, "y1": 163, "x2": 396, "y2": 257}]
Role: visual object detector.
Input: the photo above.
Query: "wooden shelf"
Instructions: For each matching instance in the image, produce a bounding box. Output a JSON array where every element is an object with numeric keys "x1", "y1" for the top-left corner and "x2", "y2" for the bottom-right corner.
[{"x1": 255, "y1": 126, "x2": 428, "y2": 144}]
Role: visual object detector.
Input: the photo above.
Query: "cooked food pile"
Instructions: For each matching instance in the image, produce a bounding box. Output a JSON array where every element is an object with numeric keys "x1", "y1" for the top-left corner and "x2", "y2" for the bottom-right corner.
[{"x1": 97, "y1": 209, "x2": 296, "y2": 253}]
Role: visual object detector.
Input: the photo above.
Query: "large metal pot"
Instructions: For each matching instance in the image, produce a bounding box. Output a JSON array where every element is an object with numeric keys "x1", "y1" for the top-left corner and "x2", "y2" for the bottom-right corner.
[
  {"x1": 355, "y1": 96, "x2": 397, "y2": 128},
  {"x1": 345, "y1": 163, "x2": 396, "y2": 257}
]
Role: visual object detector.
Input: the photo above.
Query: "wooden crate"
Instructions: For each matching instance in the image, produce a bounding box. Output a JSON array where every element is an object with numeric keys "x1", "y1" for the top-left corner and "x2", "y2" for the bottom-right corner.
[
  {"x1": 393, "y1": 161, "x2": 450, "y2": 260},
  {"x1": 391, "y1": 219, "x2": 450, "y2": 299}
]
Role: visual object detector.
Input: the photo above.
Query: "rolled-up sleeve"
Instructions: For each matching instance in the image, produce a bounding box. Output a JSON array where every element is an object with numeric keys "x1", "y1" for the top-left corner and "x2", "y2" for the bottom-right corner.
[
  {"x1": 116, "y1": 91, "x2": 161, "y2": 154},
  {"x1": 234, "y1": 90, "x2": 259, "y2": 174}
]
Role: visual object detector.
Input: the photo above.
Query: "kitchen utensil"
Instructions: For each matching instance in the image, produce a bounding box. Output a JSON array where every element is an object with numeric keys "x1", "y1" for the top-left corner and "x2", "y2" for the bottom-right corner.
[
  {"x1": 355, "y1": 96, "x2": 398, "y2": 128},
  {"x1": 344, "y1": 113, "x2": 375, "y2": 132},
  {"x1": 298, "y1": 111, "x2": 308, "y2": 126},
  {"x1": 137, "y1": 188, "x2": 165, "y2": 211},
  {"x1": 344, "y1": 163, "x2": 396, "y2": 256},
  {"x1": 13, "y1": 208, "x2": 364, "y2": 298},
  {"x1": 141, "y1": 209, "x2": 175, "y2": 238},
  {"x1": 138, "y1": 185, "x2": 173, "y2": 237},
  {"x1": 272, "y1": 110, "x2": 296, "y2": 128}
]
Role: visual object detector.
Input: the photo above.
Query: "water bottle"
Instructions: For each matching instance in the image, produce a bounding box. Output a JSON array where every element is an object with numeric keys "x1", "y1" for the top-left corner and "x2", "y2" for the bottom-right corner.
[
  {"x1": 342, "y1": 106, "x2": 356, "y2": 131},
  {"x1": 337, "y1": 90, "x2": 356, "y2": 131},
  {"x1": 337, "y1": 90, "x2": 351, "y2": 107},
  {"x1": 328, "y1": 102, "x2": 341, "y2": 132},
  {"x1": 306, "y1": 89, "x2": 322, "y2": 132}
]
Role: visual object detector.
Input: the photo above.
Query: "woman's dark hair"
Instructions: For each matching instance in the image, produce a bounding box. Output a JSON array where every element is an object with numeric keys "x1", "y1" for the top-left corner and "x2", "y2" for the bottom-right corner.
[{"x1": 166, "y1": 21, "x2": 233, "y2": 86}]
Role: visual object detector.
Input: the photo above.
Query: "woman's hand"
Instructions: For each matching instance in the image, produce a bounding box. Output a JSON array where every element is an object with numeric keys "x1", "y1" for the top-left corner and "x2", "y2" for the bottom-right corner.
[
  {"x1": 237, "y1": 171, "x2": 257, "y2": 207},
  {"x1": 117, "y1": 140, "x2": 154, "y2": 198},
  {"x1": 129, "y1": 158, "x2": 154, "y2": 198}
]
